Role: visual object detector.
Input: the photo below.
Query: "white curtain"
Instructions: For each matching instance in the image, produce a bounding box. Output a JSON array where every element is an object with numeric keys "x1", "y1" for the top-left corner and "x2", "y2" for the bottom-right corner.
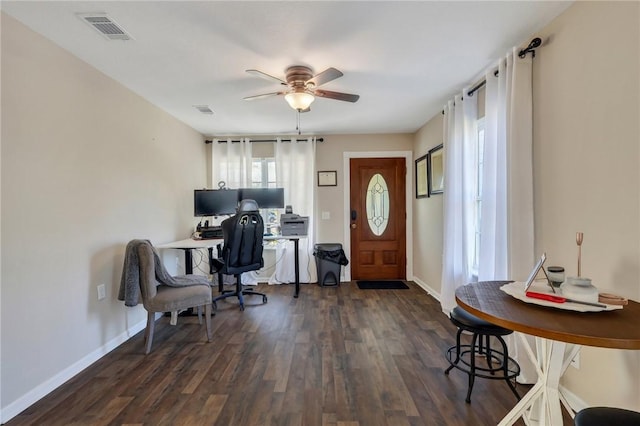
[
  {"x1": 479, "y1": 47, "x2": 535, "y2": 382},
  {"x1": 210, "y1": 138, "x2": 252, "y2": 189},
  {"x1": 478, "y1": 48, "x2": 534, "y2": 281},
  {"x1": 269, "y1": 137, "x2": 317, "y2": 284},
  {"x1": 210, "y1": 138, "x2": 258, "y2": 284},
  {"x1": 440, "y1": 92, "x2": 478, "y2": 314}
]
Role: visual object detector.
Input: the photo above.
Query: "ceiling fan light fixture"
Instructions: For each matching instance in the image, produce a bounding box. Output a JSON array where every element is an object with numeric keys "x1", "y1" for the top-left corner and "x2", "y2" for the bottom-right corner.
[{"x1": 285, "y1": 91, "x2": 315, "y2": 111}]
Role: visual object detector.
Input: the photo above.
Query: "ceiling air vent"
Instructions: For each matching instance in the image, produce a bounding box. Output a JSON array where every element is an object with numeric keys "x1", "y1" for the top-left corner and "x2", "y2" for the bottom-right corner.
[
  {"x1": 194, "y1": 105, "x2": 214, "y2": 115},
  {"x1": 76, "y1": 13, "x2": 132, "y2": 40}
]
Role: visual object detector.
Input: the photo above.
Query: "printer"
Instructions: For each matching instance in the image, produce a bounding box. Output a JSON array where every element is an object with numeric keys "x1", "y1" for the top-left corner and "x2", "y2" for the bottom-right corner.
[{"x1": 280, "y1": 214, "x2": 309, "y2": 236}]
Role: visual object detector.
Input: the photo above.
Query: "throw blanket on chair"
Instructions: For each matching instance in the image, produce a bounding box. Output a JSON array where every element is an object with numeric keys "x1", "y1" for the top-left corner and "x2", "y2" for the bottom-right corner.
[{"x1": 118, "y1": 239, "x2": 211, "y2": 307}]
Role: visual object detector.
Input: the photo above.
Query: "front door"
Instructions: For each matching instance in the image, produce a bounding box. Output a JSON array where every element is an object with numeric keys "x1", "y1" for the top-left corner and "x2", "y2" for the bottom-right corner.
[{"x1": 349, "y1": 157, "x2": 406, "y2": 280}]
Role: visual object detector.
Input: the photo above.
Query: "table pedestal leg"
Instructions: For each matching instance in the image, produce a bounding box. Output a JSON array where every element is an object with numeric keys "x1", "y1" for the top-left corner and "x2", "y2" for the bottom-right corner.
[
  {"x1": 498, "y1": 335, "x2": 580, "y2": 426},
  {"x1": 183, "y1": 248, "x2": 193, "y2": 274}
]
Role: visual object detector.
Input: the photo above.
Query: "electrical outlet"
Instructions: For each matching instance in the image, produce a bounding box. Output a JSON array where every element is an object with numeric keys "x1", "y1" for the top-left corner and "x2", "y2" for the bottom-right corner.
[
  {"x1": 97, "y1": 284, "x2": 106, "y2": 301},
  {"x1": 570, "y1": 352, "x2": 580, "y2": 369}
]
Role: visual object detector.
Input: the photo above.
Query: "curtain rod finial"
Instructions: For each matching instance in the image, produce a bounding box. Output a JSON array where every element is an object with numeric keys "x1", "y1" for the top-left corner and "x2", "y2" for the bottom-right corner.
[{"x1": 519, "y1": 37, "x2": 542, "y2": 58}]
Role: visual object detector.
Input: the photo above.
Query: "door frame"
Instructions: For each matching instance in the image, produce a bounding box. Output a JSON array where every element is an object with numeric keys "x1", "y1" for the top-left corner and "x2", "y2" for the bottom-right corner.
[{"x1": 342, "y1": 150, "x2": 413, "y2": 282}]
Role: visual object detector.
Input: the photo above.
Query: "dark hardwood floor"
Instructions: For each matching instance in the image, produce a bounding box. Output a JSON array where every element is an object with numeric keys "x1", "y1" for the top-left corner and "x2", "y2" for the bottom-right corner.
[{"x1": 7, "y1": 282, "x2": 570, "y2": 425}]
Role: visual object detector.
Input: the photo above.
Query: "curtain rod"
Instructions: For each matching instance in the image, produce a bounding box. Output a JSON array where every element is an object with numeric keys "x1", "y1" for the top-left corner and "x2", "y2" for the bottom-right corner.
[
  {"x1": 204, "y1": 138, "x2": 323, "y2": 144},
  {"x1": 441, "y1": 37, "x2": 543, "y2": 114},
  {"x1": 467, "y1": 38, "x2": 542, "y2": 98},
  {"x1": 466, "y1": 69, "x2": 499, "y2": 98}
]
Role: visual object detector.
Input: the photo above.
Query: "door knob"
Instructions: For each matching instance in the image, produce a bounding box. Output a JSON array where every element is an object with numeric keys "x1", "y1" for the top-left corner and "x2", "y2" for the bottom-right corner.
[{"x1": 351, "y1": 223, "x2": 357, "y2": 229}]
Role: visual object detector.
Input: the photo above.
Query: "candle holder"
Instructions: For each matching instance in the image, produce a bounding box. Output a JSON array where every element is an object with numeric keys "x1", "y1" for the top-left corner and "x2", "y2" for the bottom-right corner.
[{"x1": 576, "y1": 232, "x2": 583, "y2": 277}]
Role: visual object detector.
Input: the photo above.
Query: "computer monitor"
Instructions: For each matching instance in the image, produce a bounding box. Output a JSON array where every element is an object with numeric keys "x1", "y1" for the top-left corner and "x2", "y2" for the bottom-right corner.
[
  {"x1": 238, "y1": 188, "x2": 285, "y2": 209},
  {"x1": 193, "y1": 189, "x2": 239, "y2": 216}
]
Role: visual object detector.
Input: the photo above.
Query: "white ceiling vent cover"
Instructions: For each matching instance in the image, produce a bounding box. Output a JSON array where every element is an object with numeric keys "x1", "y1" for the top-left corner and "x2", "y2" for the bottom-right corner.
[{"x1": 77, "y1": 13, "x2": 132, "y2": 40}]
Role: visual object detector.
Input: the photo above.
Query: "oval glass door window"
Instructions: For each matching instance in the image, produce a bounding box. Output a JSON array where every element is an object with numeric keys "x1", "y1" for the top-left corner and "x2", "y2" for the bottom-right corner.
[{"x1": 366, "y1": 173, "x2": 389, "y2": 236}]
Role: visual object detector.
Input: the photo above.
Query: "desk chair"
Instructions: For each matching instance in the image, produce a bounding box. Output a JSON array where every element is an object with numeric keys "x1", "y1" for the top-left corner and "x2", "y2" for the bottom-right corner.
[
  {"x1": 211, "y1": 199, "x2": 267, "y2": 311},
  {"x1": 120, "y1": 240, "x2": 212, "y2": 354},
  {"x1": 574, "y1": 407, "x2": 640, "y2": 425}
]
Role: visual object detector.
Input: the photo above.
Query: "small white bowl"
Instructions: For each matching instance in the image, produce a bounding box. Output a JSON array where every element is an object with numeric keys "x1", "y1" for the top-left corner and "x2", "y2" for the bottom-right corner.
[
  {"x1": 566, "y1": 276, "x2": 592, "y2": 287},
  {"x1": 562, "y1": 277, "x2": 598, "y2": 303}
]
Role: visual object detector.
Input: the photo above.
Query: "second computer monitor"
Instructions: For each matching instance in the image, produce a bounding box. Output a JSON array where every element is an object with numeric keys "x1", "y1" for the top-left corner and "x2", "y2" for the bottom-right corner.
[
  {"x1": 194, "y1": 189, "x2": 239, "y2": 216},
  {"x1": 239, "y1": 188, "x2": 285, "y2": 209}
]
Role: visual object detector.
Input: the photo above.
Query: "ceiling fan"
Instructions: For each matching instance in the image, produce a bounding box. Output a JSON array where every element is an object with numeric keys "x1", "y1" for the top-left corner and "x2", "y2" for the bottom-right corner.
[{"x1": 243, "y1": 66, "x2": 360, "y2": 112}]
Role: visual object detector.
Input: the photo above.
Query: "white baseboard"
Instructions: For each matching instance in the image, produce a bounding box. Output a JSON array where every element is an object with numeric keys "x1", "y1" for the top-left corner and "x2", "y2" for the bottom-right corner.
[
  {"x1": 412, "y1": 276, "x2": 441, "y2": 302},
  {"x1": 559, "y1": 384, "x2": 589, "y2": 414},
  {"x1": 1, "y1": 319, "x2": 146, "y2": 424}
]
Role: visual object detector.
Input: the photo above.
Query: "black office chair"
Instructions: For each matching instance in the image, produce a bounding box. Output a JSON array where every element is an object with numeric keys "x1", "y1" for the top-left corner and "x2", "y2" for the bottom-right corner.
[
  {"x1": 210, "y1": 199, "x2": 267, "y2": 311},
  {"x1": 574, "y1": 407, "x2": 640, "y2": 425}
]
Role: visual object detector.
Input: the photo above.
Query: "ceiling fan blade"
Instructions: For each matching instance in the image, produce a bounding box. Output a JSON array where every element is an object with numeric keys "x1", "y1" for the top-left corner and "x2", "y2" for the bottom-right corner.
[
  {"x1": 246, "y1": 69, "x2": 287, "y2": 86},
  {"x1": 307, "y1": 67, "x2": 343, "y2": 87},
  {"x1": 314, "y1": 89, "x2": 360, "y2": 103},
  {"x1": 243, "y1": 92, "x2": 285, "y2": 101}
]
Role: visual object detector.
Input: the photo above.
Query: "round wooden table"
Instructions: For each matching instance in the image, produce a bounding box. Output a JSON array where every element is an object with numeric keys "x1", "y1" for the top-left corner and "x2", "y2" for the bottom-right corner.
[{"x1": 455, "y1": 281, "x2": 640, "y2": 426}]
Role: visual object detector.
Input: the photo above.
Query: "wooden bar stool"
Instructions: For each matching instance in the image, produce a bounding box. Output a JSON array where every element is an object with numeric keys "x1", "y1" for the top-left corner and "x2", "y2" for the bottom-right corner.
[
  {"x1": 574, "y1": 407, "x2": 640, "y2": 425},
  {"x1": 444, "y1": 306, "x2": 520, "y2": 403}
]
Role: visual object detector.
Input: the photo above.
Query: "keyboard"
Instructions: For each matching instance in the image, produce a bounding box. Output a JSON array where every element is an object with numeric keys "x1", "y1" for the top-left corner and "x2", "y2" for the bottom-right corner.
[{"x1": 200, "y1": 226, "x2": 223, "y2": 239}]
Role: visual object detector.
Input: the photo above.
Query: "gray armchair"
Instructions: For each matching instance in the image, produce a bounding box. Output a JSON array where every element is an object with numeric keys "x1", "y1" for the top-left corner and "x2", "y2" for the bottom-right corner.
[{"x1": 119, "y1": 239, "x2": 213, "y2": 354}]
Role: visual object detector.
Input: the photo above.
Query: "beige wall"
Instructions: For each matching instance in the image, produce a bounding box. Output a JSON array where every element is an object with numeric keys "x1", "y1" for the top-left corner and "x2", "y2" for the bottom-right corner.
[
  {"x1": 412, "y1": 115, "x2": 444, "y2": 295},
  {"x1": 532, "y1": 1, "x2": 640, "y2": 409},
  {"x1": 1, "y1": 14, "x2": 207, "y2": 419}
]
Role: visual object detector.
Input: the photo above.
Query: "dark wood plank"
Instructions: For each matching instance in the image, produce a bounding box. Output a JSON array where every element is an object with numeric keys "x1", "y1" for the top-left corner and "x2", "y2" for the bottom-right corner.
[{"x1": 5, "y1": 282, "x2": 573, "y2": 425}]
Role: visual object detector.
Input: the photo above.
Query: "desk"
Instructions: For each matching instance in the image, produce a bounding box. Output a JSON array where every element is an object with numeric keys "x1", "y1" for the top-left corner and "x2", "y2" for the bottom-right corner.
[
  {"x1": 263, "y1": 235, "x2": 304, "y2": 298},
  {"x1": 455, "y1": 281, "x2": 640, "y2": 426},
  {"x1": 157, "y1": 236, "x2": 306, "y2": 298},
  {"x1": 157, "y1": 238, "x2": 222, "y2": 274}
]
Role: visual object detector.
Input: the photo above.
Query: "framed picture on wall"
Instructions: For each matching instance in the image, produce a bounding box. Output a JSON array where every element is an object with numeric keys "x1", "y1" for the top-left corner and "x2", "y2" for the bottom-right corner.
[
  {"x1": 415, "y1": 154, "x2": 428, "y2": 198},
  {"x1": 427, "y1": 144, "x2": 444, "y2": 196},
  {"x1": 318, "y1": 170, "x2": 337, "y2": 186}
]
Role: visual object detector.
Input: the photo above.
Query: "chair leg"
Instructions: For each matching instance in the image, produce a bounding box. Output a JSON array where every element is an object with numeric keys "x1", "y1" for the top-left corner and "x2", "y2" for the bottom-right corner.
[
  {"x1": 241, "y1": 288, "x2": 268, "y2": 303},
  {"x1": 204, "y1": 303, "x2": 212, "y2": 342},
  {"x1": 486, "y1": 335, "x2": 494, "y2": 373},
  {"x1": 445, "y1": 328, "x2": 463, "y2": 375},
  {"x1": 145, "y1": 311, "x2": 155, "y2": 354},
  {"x1": 497, "y1": 335, "x2": 520, "y2": 401},
  {"x1": 466, "y1": 332, "x2": 479, "y2": 403},
  {"x1": 212, "y1": 274, "x2": 269, "y2": 310},
  {"x1": 236, "y1": 275, "x2": 245, "y2": 310},
  {"x1": 197, "y1": 305, "x2": 203, "y2": 324}
]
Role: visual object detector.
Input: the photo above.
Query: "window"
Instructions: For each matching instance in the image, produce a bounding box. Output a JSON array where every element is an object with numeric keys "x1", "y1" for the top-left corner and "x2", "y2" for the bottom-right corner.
[
  {"x1": 472, "y1": 118, "x2": 485, "y2": 274},
  {"x1": 251, "y1": 157, "x2": 277, "y2": 188},
  {"x1": 251, "y1": 157, "x2": 279, "y2": 234}
]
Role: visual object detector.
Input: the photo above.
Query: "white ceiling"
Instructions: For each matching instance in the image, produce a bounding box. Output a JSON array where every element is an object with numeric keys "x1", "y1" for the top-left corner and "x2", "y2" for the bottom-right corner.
[{"x1": 2, "y1": 1, "x2": 572, "y2": 137}]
